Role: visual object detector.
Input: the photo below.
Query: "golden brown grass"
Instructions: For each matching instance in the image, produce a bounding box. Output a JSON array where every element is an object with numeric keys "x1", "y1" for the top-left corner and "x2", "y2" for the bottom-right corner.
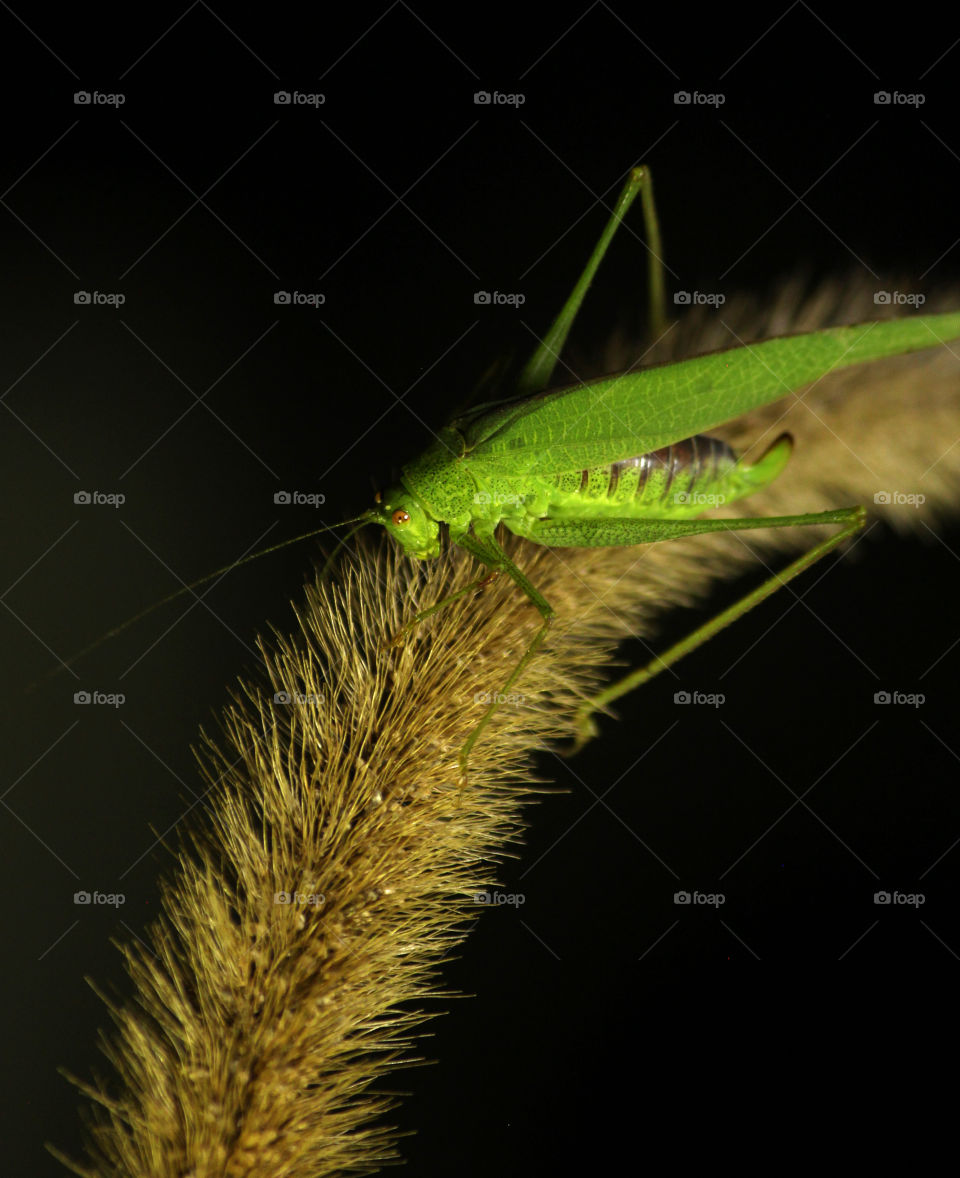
[{"x1": 53, "y1": 277, "x2": 960, "y2": 1176}]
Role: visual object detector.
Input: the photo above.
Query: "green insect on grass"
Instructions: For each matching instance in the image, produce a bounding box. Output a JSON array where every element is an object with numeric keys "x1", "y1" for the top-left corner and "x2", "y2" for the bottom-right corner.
[
  {"x1": 336, "y1": 167, "x2": 960, "y2": 781},
  {"x1": 53, "y1": 167, "x2": 960, "y2": 785}
]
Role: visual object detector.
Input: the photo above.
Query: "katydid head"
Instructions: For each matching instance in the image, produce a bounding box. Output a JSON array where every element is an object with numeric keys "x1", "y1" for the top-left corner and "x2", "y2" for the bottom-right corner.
[{"x1": 372, "y1": 485, "x2": 440, "y2": 560}]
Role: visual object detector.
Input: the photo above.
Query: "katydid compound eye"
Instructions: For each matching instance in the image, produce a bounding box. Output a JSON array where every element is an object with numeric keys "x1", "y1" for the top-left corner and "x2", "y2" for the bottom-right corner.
[{"x1": 392, "y1": 509, "x2": 411, "y2": 526}]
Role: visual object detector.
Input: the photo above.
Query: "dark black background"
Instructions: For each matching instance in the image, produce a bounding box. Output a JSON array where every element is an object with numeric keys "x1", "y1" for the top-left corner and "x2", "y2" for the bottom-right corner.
[{"x1": 1, "y1": 4, "x2": 958, "y2": 1174}]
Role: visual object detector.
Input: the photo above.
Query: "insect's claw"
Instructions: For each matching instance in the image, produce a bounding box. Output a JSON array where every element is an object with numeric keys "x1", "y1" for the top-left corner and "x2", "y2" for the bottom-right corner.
[
  {"x1": 567, "y1": 706, "x2": 600, "y2": 757},
  {"x1": 386, "y1": 618, "x2": 417, "y2": 649},
  {"x1": 455, "y1": 753, "x2": 469, "y2": 798}
]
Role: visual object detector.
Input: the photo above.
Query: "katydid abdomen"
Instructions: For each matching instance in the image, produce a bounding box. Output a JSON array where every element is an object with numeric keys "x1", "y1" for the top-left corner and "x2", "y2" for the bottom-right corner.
[{"x1": 499, "y1": 432, "x2": 793, "y2": 535}]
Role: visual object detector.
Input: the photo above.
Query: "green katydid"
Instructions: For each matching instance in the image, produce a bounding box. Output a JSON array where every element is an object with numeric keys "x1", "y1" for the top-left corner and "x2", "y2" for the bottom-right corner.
[
  {"x1": 48, "y1": 167, "x2": 960, "y2": 786},
  {"x1": 339, "y1": 166, "x2": 960, "y2": 782}
]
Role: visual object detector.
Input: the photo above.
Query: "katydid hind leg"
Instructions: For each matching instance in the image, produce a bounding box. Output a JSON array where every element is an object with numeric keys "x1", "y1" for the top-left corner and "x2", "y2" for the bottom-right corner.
[
  {"x1": 567, "y1": 506, "x2": 866, "y2": 754},
  {"x1": 518, "y1": 167, "x2": 649, "y2": 396},
  {"x1": 636, "y1": 165, "x2": 668, "y2": 342},
  {"x1": 525, "y1": 506, "x2": 863, "y2": 550}
]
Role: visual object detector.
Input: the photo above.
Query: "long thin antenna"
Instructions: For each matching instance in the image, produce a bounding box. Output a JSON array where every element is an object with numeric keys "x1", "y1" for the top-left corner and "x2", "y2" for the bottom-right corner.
[
  {"x1": 319, "y1": 518, "x2": 374, "y2": 582},
  {"x1": 28, "y1": 514, "x2": 373, "y2": 689}
]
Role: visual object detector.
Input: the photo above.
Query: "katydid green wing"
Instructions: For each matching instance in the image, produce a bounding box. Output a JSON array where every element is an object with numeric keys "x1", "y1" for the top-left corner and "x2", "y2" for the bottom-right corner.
[{"x1": 459, "y1": 313, "x2": 960, "y2": 476}]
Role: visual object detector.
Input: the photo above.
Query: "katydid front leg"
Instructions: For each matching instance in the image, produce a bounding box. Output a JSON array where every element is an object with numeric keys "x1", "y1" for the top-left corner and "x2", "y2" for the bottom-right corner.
[
  {"x1": 387, "y1": 568, "x2": 500, "y2": 648},
  {"x1": 521, "y1": 507, "x2": 867, "y2": 753},
  {"x1": 454, "y1": 531, "x2": 555, "y2": 785}
]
